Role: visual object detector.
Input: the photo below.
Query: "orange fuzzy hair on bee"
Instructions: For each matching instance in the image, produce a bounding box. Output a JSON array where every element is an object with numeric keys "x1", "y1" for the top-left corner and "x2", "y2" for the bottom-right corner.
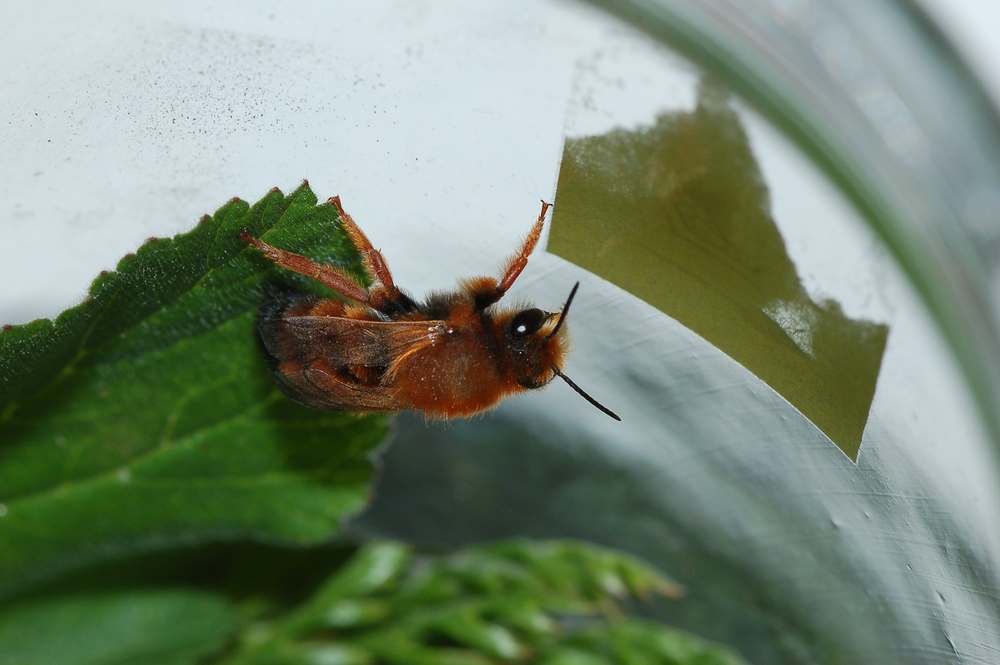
[{"x1": 241, "y1": 197, "x2": 620, "y2": 421}]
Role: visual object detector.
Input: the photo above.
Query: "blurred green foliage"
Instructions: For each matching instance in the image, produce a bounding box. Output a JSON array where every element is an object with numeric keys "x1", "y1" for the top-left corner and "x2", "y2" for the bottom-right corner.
[
  {"x1": 215, "y1": 540, "x2": 744, "y2": 665},
  {"x1": 0, "y1": 590, "x2": 234, "y2": 665}
]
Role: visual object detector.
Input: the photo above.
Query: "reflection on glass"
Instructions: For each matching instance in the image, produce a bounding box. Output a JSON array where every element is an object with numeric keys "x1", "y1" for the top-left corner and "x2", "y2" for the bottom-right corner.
[{"x1": 550, "y1": 80, "x2": 888, "y2": 460}]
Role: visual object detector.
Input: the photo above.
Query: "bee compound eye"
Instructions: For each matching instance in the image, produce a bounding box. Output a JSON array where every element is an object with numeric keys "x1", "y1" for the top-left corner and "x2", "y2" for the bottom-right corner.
[{"x1": 510, "y1": 308, "x2": 547, "y2": 337}]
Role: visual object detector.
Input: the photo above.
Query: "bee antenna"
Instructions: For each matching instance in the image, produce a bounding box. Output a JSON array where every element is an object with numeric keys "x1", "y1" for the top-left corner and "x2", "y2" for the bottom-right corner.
[
  {"x1": 546, "y1": 281, "x2": 580, "y2": 339},
  {"x1": 552, "y1": 365, "x2": 621, "y2": 421}
]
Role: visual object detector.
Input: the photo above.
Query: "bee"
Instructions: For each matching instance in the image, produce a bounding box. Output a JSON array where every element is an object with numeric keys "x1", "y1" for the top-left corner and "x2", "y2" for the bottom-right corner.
[{"x1": 241, "y1": 196, "x2": 620, "y2": 421}]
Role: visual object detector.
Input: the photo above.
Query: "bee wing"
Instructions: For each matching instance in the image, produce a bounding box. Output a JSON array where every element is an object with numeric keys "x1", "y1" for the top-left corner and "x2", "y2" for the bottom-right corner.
[
  {"x1": 260, "y1": 315, "x2": 447, "y2": 367},
  {"x1": 272, "y1": 357, "x2": 401, "y2": 412},
  {"x1": 258, "y1": 314, "x2": 448, "y2": 412}
]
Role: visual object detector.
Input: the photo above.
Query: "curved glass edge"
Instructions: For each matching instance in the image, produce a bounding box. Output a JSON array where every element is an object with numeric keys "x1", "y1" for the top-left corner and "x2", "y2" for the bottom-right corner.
[{"x1": 583, "y1": 0, "x2": 1000, "y2": 460}]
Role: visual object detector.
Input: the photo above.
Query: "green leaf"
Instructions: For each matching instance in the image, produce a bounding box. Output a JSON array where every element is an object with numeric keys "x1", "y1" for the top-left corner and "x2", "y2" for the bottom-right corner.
[
  {"x1": 0, "y1": 589, "x2": 234, "y2": 665},
  {"x1": 0, "y1": 184, "x2": 388, "y2": 597},
  {"x1": 219, "y1": 540, "x2": 743, "y2": 665},
  {"x1": 548, "y1": 80, "x2": 887, "y2": 460}
]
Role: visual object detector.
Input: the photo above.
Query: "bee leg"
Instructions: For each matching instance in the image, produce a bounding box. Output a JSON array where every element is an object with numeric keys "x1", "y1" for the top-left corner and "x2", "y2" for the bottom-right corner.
[
  {"x1": 240, "y1": 231, "x2": 372, "y2": 304},
  {"x1": 328, "y1": 196, "x2": 416, "y2": 314},
  {"x1": 473, "y1": 199, "x2": 552, "y2": 309}
]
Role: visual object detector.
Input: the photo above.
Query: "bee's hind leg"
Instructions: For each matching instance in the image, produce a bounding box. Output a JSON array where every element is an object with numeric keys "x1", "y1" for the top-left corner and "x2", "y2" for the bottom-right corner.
[
  {"x1": 240, "y1": 231, "x2": 372, "y2": 304},
  {"x1": 328, "y1": 196, "x2": 419, "y2": 315}
]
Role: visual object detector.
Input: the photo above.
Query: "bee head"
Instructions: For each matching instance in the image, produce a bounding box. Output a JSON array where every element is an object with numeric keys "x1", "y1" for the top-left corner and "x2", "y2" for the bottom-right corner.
[
  {"x1": 503, "y1": 303, "x2": 568, "y2": 390},
  {"x1": 499, "y1": 283, "x2": 620, "y2": 421}
]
